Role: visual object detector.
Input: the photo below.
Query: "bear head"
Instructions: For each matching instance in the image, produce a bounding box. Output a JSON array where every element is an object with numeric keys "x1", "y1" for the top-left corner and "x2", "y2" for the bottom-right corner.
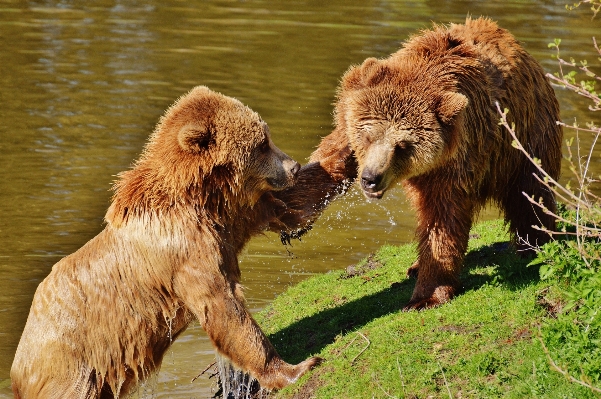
[
  {"x1": 108, "y1": 86, "x2": 300, "y2": 224},
  {"x1": 337, "y1": 57, "x2": 468, "y2": 199}
]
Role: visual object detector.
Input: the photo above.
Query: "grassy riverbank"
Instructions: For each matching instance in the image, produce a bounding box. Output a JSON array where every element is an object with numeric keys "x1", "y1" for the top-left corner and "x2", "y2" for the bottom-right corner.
[{"x1": 256, "y1": 220, "x2": 595, "y2": 399}]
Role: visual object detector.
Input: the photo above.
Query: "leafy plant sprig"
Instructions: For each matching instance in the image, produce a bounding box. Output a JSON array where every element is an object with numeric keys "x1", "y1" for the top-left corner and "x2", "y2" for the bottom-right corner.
[
  {"x1": 566, "y1": 0, "x2": 601, "y2": 19},
  {"x1": 496, "y1": 9, "x2": 601, "y2": 390}
]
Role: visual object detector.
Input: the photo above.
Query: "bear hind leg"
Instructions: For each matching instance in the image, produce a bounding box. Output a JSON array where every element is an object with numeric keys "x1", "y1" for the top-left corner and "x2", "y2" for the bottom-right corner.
[{"x1": 500, "y1": 172, "x2": 557, "y2": 255}]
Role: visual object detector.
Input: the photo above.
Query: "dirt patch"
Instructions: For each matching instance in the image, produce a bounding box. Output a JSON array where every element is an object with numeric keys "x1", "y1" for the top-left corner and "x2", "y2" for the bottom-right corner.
[
  {"x1": 340, "y1": 254, "x2": 382, "y2": 279},
  {"x1": 536, "y1": 286, "x2": 564, "y2": 318}
]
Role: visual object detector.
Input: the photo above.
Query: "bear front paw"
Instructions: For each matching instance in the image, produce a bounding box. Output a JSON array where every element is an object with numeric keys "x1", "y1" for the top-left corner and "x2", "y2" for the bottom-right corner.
[
  {"x1": 280, "y1": 225, "x2": 313, "y2": 245},
  {"x1": 403, "y1": 296, "x2": 443, "y2": 311},
  {"x1": 261, "y1": 356, "x2": 323, "y2": 390},
  {"x1": 403, "y1": 285, "x2": 456, "y2": 311}
]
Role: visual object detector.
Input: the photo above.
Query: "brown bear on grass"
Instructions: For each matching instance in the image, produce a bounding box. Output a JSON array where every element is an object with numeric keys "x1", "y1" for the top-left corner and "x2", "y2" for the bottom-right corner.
[
  {"x1": 283, "y1": 17, "x2": 562, "y2": 309},
  {"x1": 10, "y1": 86, "x2": 323, "y2": 398}
]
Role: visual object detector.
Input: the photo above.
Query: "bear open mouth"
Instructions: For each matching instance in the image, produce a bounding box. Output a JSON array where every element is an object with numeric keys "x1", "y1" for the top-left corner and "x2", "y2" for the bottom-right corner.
[
  {"x1": 266, "y1": 177, "x2": 293, "y2": 191},
  {"x1": 362, "y1": 188, "x2": 385, "y2": 200}
]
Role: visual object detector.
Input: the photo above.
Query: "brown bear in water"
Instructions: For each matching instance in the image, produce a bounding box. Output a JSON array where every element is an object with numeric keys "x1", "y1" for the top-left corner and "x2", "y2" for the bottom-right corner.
[
  {"x1": 10, "y1": 86, "x2": 323, "y2": 399},
  {"x1": 281, "y1": 17, "x2": 562, "y2": 310}
]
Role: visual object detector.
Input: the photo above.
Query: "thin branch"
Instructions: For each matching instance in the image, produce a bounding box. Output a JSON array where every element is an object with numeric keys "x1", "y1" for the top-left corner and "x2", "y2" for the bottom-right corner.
[
  {"x1": 351, "y1": 332, "x2": 371, "y2": 365},
  {"x1": 438, "y1": 362, "x2": 454, "y2": 399},
  {"x1": 373, "y1": 374, "x2": 399, "y2": 399},
  {"x1": 338, "y1": 334, "x2": 359, "y2": 356},
  {"x1": 496, "y1": 102, "x2": 584, "y2": 204},
  {"x1": 397, "y1": 357, "x2": 407, "y2": 398},
  {"x1": 546, "y1": 74, "x2": 598, "y2": 106},
  {"x1": 521, "y1": 192, "x2": 601, "y2": 233},
  {"x1": 192, "y1": 361, "x2": 217, "y2": 382},
  {"x1": 496, "y1": 102, "x2": 601, "y2": 244},
  {"x1": 557, "y1": 121, "x2": 601, "y2": 134}
]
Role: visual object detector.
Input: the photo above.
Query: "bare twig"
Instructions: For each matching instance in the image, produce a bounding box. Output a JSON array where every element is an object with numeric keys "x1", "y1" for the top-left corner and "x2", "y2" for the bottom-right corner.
[
  {"x1": 397, "y1": 357, "x2": 407, "y2": 397},
  {"x1": 373, "y1": 374, "x2": 399, "y2": 399},
  {"x1": 557, "y1": 121, "x2": 601, "y2": 134},
  {"x1": 547, "y1": 74, "x2": 601, "y2": 111},
  {"x1": 191, "y1": 361, "x2": 217, "y2": 383},
  {"x1": 351, "y1": 332, "x2": 371, "y2": 365},
  {"x1": 496, "y1": 103, "x2": 582, "y2": 204},
  {"x1": 370, "y1": 357, "x2": 406, "y2": 399},
  {"x1": 337, "y1": 334, "x2": 359, "y2": 357},
  {"x1": 521, "y1": 191, "x2": 601, "y2": 234},
  {"x1": 495, "y1": 102, "x2": 601, "y2": 259},
  {"x1": 438, "y1": 362, "x2": 454, "y2": 399}
]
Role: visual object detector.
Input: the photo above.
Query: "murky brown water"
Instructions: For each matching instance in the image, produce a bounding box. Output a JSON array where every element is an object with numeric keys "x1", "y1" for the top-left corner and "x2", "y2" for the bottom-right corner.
[{"x1": 1, "y1": 1, "x2": 599, "y2": 397}]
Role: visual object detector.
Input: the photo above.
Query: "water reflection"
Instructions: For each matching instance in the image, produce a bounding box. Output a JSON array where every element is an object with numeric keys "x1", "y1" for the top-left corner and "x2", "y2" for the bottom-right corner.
[{"x1": 0, "y1": 1, "x2": 599, "y2": 397}]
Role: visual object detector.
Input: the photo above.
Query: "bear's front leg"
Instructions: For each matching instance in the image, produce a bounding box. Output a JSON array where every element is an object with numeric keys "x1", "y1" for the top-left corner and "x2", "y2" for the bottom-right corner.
[
  {"x1": 174, "y1": 263, "x2": 322, "y2": 390},
  {"x1": 272, "y1": 126, "x2": 357, "y2": 237},
  {"x1": 403, "y1": 180, "x2": 475, "y2": 310}
]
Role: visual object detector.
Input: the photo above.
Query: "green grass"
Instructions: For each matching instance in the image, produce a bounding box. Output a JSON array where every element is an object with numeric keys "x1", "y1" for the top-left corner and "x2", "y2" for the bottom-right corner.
[{"x1": 256, "y1": 220, "x2": 598, "y2": 398}]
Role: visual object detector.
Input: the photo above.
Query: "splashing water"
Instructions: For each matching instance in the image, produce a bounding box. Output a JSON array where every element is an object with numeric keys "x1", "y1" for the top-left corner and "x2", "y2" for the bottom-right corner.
[
  {"x1": 215, "y1": 355, "x2": 270, "y2": 399},
  {"x1": 127, "y1": 373, "x2": 158, "y2": 399}
]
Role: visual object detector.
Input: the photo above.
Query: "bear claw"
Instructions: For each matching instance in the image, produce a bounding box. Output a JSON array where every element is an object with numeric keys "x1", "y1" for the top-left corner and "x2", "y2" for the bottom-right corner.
[
  {"x1": 406, "y1": 260, "x2": 419, "y2": 279},
  {"x1": 402, "y1": 297, "x2": 443, "y2": 311}
]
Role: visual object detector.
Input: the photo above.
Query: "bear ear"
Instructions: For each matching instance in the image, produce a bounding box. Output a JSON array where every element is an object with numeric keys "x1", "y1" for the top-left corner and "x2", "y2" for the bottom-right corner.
[
  {"x1": 178, "y1": 122, "x2": 212, "y2": 153},
  {"x1": 341, "y1": 58, "x2": 387, "y2": 91},
  {"x1": 361, "y1": 57, "x2": 389, "y2": 86},
  {"x1": 435, "y1": 92, "x2": 468, "y2": 125},
  {"x1": 341, "y1": 65, "x2": 366, "y2": 91}
]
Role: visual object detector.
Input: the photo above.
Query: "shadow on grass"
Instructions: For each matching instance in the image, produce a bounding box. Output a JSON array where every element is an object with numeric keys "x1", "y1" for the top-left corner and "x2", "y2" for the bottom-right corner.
[
  {"x1": 268, "y1": 278, "x2": 413, "y2": 363},
  {"x1": 269, "y1": 241, "x2": 540, "y2": 363},
  {"x1": 461, "y1": 241, "x2": 539, "y2": 291}
]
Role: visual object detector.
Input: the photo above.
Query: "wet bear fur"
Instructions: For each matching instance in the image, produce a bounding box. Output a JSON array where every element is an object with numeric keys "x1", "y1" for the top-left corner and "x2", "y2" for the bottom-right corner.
[
  {"x1": 10, "y1": 86, "x2": 322, "y2": 399},
  {"x1": 282, "y1": 17, "x2": 562, "y2": 310}
]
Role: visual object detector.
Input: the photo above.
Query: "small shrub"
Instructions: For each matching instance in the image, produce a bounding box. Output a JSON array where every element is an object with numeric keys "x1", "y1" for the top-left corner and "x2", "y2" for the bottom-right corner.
[{"x1": 498, "y1": 1, "x2": 601, "y2": 392}]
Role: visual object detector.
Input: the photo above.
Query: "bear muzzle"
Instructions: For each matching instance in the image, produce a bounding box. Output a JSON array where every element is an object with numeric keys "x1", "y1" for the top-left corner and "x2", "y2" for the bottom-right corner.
[
  {"x1": 266, "y1": 159, "x2": 300, "y2": 190},
  {"x1": 286, "y1": 160, "x2": 301, "y2": 186},
  {"x1": 360, "y1": 168, "x2": 386, "y2": 199}
]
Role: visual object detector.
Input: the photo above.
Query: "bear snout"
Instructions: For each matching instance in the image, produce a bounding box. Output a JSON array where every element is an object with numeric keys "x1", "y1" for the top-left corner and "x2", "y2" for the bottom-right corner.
[
  {"x1": 360, "y1": 168, "x2": 385, "y2": 199},
  {"x1": 283, "y1": 158, "x2": 301, "y2": 184},
  {"x1": 289, "y1": 160, "x2": 301, "y2": 180},
  {"x1": 266, "y1": 158, "x2": 301, "y2": 190}
]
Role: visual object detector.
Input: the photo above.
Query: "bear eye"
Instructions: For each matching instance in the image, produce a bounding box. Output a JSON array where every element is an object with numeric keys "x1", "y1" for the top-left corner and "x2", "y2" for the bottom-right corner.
[
  {"x1": 258, "y1": 140, "x2": 270, "y2": 153},
  {"x1": 395, "y1": 141, "x2": 413, "y2": 156}
]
